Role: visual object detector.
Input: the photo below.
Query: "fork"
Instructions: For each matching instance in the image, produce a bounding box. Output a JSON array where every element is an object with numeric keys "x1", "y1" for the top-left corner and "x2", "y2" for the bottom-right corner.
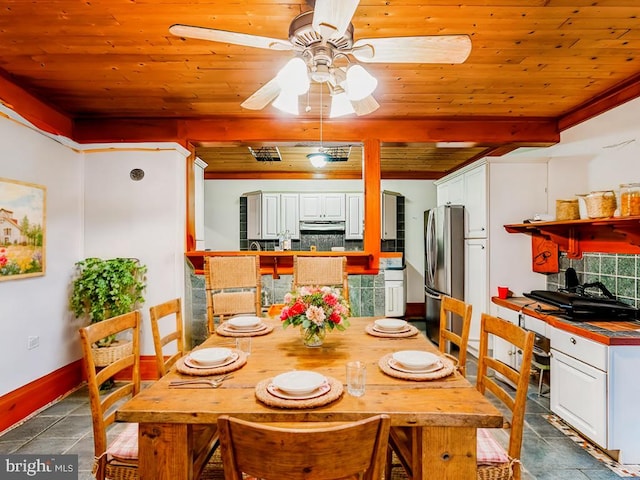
[{"x1": 169, "y1": 374, "x2": 233, "y2": 388}]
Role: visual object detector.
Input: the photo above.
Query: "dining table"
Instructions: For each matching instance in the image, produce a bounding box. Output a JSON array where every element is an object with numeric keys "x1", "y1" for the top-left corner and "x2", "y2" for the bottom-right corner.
[{"x1": 116, "y1": 317, "x2": 503, "y2": 480}]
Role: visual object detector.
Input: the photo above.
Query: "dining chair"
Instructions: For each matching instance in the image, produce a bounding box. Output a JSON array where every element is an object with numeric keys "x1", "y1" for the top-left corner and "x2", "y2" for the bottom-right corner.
[
  {"x1": 217, "y1": 414, "x2": 390, "y2": 480},
  {"x1": 204, "y1": 255, "x2": 262, "y2": 334},
  {"x1": 292, "y1": 255, "x2": 349, "y2": 302},
  {"x1": 386, "y1": 313, "x2": 534, "y2": 480},
  {"x1": 79, "y1": 310, "x2": 141, "y2": 480},
  {"x1": 438, "y1": 295, "x2": 473, "y2": 377},
  {"x1": 149, "y1": 297, "x2": 184, "y2": 378}
]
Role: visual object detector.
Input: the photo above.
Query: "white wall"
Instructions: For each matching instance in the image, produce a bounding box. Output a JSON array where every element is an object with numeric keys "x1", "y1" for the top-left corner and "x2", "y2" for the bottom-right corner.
[
  {"x1": 0, "y1": 115, "x2": 83, "y2": 396},
  {"x1": 204, "y1": 179, "x2": 436, "y2": 303},
  {"x1": 83, "y1": 149, "x2": 188, "y2": 356}
]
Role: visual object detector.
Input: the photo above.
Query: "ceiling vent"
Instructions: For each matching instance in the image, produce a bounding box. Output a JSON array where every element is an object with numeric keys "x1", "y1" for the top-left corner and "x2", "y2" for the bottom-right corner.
[{"x1": 249, "y1": 146, "x2": 281, "y2": 162}]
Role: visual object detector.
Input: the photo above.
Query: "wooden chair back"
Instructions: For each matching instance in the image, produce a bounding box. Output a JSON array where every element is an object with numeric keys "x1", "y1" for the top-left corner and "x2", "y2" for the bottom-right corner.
[
  {"x1": 292, "y1": 256, "x2": 349, "y2": 301},
  {"x1": 476, "y1": 313, "x2": 535, "y2": 479},
  {"x1": 204, "y1": 255, "x2": 261, "y2": 334},
  {"x1": 217, "y1": 415, "x2": 390, "y2": 480},
  {"x1": 149, "y1": 297, "x2": 184, "y2": 378},
  {"x1": 78, "y1": 310, "x2": 141, "y2": 480},
  {"x1": 438, "y1": 295, "x2": 473, "y2": 376}
]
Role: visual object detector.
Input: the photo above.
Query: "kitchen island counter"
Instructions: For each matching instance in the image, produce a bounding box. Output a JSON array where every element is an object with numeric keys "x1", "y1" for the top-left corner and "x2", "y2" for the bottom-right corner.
[
  {"x1": 493, "y1": 296, "x2": 640, "y2": 346},
  {"x1": 186, "y1": 250, "x2": 401, "y2": 277}
]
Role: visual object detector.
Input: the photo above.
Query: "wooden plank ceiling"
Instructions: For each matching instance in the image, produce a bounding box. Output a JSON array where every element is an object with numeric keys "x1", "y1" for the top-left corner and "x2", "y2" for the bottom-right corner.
[{"x1": 1, "y1": 1, "x2": 640, "y2": 179}]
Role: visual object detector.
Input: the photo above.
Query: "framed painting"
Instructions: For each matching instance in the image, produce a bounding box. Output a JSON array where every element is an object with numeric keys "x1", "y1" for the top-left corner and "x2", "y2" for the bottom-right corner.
[{"x1": 0, "y1": 177, "x2": 46, "y2": 281}]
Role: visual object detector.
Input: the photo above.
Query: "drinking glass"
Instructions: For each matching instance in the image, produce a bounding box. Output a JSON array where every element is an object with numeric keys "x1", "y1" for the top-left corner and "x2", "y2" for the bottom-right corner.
[{"x1": 346, "y1": 361, "x2": 366, "y2": 397}]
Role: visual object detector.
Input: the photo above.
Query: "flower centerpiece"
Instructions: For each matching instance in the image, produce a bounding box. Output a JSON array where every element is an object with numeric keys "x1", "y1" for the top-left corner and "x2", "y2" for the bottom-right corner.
[{"x1": 280, "y1": 286, "x2": 350, "y2": 347}]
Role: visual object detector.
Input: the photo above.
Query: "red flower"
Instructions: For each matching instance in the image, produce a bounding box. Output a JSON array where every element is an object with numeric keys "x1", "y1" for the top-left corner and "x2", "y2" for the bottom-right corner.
[
  {"x1": 323, "y1": 293, "x2": 338, "y2": 307},
  {"x1": 291, "y1": 300, "x2": 307, "y2": 316},
  {"x1": 329, "y1": 311, "x2": 341, "y2": 323}
]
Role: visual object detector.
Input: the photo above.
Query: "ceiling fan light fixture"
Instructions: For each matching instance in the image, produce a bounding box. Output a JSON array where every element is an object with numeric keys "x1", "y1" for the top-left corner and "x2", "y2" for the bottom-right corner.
[
  {"x1": 307, "y1": 150, "x2": 330, "y2": 168},
  {"x1": 311, "y1": 0, "x2": 359, "y2": 39},
  {"x1": 329, "y1": 91, "x2": 355, "y2": 118},
  {"x1": 276, "y1": 57, "x2": 310, "y2": 95},
  {"x1": 345, "y1": 64, "x2": 378, "y2": 101},
  {"x1": 272, "y1": 90, "x2": 300, "y2": 115}
]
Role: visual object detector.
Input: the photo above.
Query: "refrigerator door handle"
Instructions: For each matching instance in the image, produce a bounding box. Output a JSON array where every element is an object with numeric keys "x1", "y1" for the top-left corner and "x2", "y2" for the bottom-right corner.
[
  {"x1": 425, "y1": 286, "x2": 445, "y2": 299},
  {"x1": 425, "y1": 209, "x2": 437, "y2": 288}
]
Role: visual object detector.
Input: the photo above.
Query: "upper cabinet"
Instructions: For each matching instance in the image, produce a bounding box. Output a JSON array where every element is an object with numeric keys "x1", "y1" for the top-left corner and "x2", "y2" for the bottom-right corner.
[
  {"x1": 382, "y1": 191, "x2": 400, "y2": 240},
  {"x1": 436, "y1": 164, "x2": 487, "y2": 238},
  {"x1": 246, "y1": 192, "x2": 300, "y2": 240},
  {"x1": 299, "y1": 193, "x2": 346, "y2": 221},
  {"x1": 346, "y1": 193, "x2": 364, "y2": 240}
]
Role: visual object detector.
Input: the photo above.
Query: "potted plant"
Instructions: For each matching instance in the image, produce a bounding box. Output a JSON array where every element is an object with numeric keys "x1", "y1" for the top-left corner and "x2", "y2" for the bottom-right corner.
[{"x1": 70, "y1": 257, "x2": 147, "y2": 365}]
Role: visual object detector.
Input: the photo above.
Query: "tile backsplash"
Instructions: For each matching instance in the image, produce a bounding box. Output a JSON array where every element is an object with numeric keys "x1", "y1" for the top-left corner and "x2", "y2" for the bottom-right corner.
[{"x1": 546, "y1": 252, "x2": 639, "y2": 307}]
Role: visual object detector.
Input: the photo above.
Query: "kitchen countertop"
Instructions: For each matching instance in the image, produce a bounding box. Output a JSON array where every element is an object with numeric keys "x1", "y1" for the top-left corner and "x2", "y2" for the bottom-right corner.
[{"x1": 492, "y1": 296, "x2": 640, "y2": 346}]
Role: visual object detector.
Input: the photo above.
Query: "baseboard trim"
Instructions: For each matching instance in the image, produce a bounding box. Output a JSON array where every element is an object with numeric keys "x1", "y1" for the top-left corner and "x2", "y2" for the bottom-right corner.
[
  {"x1": 0, "y1": 360, "x2": 83, "y2": 434},
  {"x1": 405, "y1": 302, "x2": 425, "y2": 318},
  {"x1": 0, "y1": 355, "x2": 160, "y2": 433}
]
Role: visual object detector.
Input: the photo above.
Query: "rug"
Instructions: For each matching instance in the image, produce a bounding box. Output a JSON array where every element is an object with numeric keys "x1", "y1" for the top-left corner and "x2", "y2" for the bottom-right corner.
[
  {"x1": 200, "y1": 448, "x2": 410, "y2": 479},
  {"x1": 544, "y1": 414, "x2": 640, "y2": 477}
]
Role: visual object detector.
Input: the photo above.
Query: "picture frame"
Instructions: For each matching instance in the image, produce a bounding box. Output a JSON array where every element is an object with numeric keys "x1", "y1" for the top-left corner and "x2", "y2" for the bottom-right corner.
[{"x1": 0, "y1": 177, "x2": 46, "y2": 281}]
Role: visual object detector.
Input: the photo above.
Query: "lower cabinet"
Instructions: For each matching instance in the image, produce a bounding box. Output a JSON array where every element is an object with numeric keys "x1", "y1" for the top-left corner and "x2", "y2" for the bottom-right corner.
[{"x1": 464, "y1": 238, "x2": 487, "y2": 354}]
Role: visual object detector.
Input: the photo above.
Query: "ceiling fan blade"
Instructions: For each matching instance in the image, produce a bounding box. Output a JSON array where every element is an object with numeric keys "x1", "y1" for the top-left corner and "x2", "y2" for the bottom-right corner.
[
  {"x1": 312, "y1": 0, "x2": 360, "y2": 39},
  {"x1": 351, "y1": 95, "x2": 379, "y2": 116},
  {"x1": 352, "y1": 35, "x2": 471, "y2": 64},
  {"x1": 169, "y1": 24, "x2": 293, "y2": 51},
  {"x1": 241, "y1": 77, "x2": 282, "y2": 110}
]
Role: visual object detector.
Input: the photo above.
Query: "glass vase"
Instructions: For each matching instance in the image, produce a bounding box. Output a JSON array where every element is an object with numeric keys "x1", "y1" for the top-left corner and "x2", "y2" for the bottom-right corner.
[{"x1": 301, "y1": 327, "x2": 326, "y2": 347}]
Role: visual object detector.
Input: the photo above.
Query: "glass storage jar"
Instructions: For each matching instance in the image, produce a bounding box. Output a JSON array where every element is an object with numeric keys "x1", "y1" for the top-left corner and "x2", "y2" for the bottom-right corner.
[
  {"x1": 585, "y1": 190, "x2": 617, "y2": 218},
  {"x1": 620, "y1": 183, "x2": 640, "y2": 217}
]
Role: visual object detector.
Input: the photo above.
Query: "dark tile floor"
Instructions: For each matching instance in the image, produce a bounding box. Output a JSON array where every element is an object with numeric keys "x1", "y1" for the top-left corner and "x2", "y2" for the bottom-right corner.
[{"x1": 0, "y1": 322, "x2": 624, "y2": 480}]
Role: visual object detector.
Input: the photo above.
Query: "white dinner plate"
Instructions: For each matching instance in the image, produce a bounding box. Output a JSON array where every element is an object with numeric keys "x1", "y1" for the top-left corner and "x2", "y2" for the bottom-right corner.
[
  {"x1": 188, "y1": 347, "x2": 233, "y2": 367},
  {"x1": 372, "y1": 325, "x2": 411, "y2": 334},
  {"x1": 374, "y1": 318, "x2": 408, "y2": 332},
  {"x1": 267, "y1": 381, "x2": 331, "y2": 400},
  {"x1": 224, "y1": 322, "x2": 267, "y2": 333},
  {"x1": 185, "y1": 352, "x2": 238, "y2": 369},
  {"x1": 392, "y1": 350, "x2": 440, "y2": 370},
  {"x1": 227, "y1": 316, "x2": 262, "y2": 329},
  {"x1": 271, "y1": 371, "x2": 326, "y2": 396},
  {"x1": 388, "y1": 358, "x2": 444, "y2": 374}
]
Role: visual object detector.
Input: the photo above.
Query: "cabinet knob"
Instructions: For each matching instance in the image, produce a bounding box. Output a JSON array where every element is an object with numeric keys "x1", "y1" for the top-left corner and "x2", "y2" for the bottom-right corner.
[{"x1": 570, "y1": 337, "x2": 576, "y2": 344}]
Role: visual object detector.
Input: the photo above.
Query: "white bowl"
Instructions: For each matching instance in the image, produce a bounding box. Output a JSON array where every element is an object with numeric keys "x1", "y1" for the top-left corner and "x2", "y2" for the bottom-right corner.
[
  {"x1": 374, "y1": 318, "x2": 408, "y2": 332},
  {"x1": 392, "y1": 350, "x2": 439, "y2": 370},
  {"x1": 227, "y1": 316, "x2": 262, "y2": 329},
  {"x1": 189, "y1": 347, "x2": 232, "y2": 367},
  {"x1": 272, "y1": 371, "x2": 326, "y2": 396}
]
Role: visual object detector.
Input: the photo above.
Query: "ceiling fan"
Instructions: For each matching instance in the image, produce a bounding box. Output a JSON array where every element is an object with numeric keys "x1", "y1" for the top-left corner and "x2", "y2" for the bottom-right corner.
[{"x1": 169, "y1": 0, "x2": 471, "y2": 117}]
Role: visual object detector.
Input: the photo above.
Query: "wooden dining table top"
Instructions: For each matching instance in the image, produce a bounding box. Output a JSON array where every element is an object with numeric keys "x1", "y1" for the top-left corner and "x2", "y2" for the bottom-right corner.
[{"x1": 116, "y1": 317, "x2": 503, "y2": 428}]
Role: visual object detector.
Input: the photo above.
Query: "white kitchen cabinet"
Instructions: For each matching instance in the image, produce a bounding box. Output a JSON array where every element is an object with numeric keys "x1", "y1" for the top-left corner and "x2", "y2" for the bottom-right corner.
[
  {"x1": 299, "y1": 193, "x2": 346, "y2": 221},
  {"x1": 436, "y1": 174, "x2": 464, "y2": 207},
  {"x1": 345, "y1": 193, "x2": 364, "y2": 240},
  {"x1": 463, "y1": 163, "x2": 487, "y2": 238},
  {"x1": 384, "y1": 268, "x2": 406, "y2": 317},
  {"x1": 280, "y1": 193, "x2": 300, "y2": 240},
  {"x1": 382, "y1": 191, "x2": 399, "y2": 240},
  {"x1": 493, "y1": 306, "x2": 522, "y2": 376},
  {"x1": 464, "y1": 237, "x2": 487, "y2": 354},
  {"x1": 246, "y1": 191, "x2": 299, "y2": 240}
]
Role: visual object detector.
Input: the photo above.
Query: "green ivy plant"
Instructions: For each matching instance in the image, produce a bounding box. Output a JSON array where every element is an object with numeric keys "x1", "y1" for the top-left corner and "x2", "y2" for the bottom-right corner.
[{"x1": 70, "y1": 257, "x2": 147, "y2": 347}]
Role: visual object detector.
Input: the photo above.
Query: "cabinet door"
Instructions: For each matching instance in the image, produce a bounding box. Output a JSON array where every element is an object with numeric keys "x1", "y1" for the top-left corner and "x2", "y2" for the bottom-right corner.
[
  {"x1": 464, "y1": 238, "x2": 487, "y2": 355},
  {"x1": 261, "y1": 193, "x2": 280, "y2": 240},
  {"x1": 493, "y1": 307, "x2": 521, "y2": 385},
  {"x1": 322, "y1": 193, "x2": 346, "y2": 220},
  {"x1": 551, "y1": 348, "x2": 607, "y2": 448},
  {"x1": 299, "y1": 193, "x2": 323, "y2": 220},
  {"x1": 345, "y1": 193, "x2": 364, "y2": 239},
  {"x1": 385, "y1": 282, "x2": 405, "y2": 317},
  {"x1": 246, "y1": 193, "x2": 262, "y2": 239},
  {"x1": 382, "y1": 192, "x2": 397, "y2": 240},
  {"x1": 464, "y1": 164, "x2": 487, "y2": 238},
  {"x1": 437, "y1": 174, "x2": 464, "y2": 206},
  {"x1": 280, "y1": 193, "x2": 300, "y2": 239}
]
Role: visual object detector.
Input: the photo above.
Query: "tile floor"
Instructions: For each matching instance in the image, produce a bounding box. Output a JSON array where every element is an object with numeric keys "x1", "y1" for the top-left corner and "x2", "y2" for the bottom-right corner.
[{"x1": 0, "y1": 322, "x2": 624, "y2": 480}]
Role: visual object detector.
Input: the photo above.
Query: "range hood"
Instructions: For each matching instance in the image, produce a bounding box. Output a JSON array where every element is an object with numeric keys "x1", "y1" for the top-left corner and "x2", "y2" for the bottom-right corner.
[{"x1": 299, "y1": 220, "x2": 346, "y2": 232}]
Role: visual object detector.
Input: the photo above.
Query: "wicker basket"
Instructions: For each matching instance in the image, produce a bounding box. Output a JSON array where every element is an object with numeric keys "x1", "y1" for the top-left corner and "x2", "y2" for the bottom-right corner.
[
  {"x1": 555, "y1": 199, "x2": 580, "y2": 221},
  {"x1": 91, "y1": 340, "x2": 133, "y2": 367},
  {"x1": 477, "y1": 459, "x2": 517, "y2": 480},
  {"x1": 585, "y1": 190, "x2": 617, "y2": 218}
]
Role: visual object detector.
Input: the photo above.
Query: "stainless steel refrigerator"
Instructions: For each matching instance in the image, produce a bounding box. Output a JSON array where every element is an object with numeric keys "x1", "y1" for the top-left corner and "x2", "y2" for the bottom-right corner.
[{"x1": 424, "y1": 205, "x2": 465, "y2": 337}]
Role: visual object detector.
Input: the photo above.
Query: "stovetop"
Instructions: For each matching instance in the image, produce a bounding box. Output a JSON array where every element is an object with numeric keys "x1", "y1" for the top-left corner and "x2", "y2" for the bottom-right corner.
[{"x1": 523, "y1": 290, "x2": 639, "y2": 322}]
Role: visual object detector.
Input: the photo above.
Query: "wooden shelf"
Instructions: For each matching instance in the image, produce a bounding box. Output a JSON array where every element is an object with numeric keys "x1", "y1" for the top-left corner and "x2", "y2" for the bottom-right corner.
[{"x1": 504, "y1": 216, "x2": 640, "y2": 258}]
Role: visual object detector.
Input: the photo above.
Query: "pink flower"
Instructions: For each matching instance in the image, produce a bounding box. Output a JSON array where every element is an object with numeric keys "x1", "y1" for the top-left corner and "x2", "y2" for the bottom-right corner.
[
  {"x1": 306, "y1": 305, "x2": 326, "y2": 326},
  {"x1": 323, "y1": 293, "x2": 338, "y2": 307}
]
